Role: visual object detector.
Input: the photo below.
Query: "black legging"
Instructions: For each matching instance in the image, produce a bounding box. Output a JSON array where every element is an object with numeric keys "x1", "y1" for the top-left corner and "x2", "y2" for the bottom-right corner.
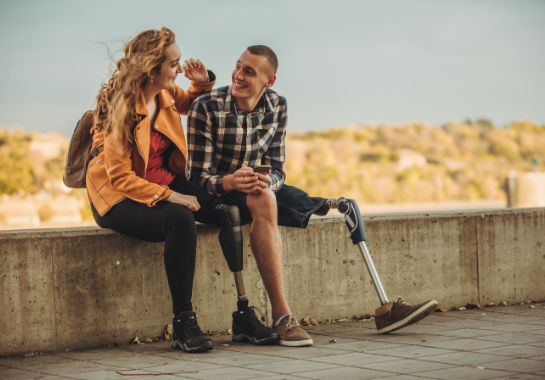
[{"x1": 91, "y1": 175, "x2": 223, "y2": 315}]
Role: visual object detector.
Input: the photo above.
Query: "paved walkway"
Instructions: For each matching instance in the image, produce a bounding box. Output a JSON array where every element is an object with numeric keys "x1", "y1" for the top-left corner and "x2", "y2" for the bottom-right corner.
[{"x1": 1, "y1": 304, "x2": 544, "y2": 380}]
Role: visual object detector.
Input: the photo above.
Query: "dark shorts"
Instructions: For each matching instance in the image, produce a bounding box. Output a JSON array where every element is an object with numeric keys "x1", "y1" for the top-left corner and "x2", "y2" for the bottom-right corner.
[{"x1": 220, "y1": 184, "x2": 327, "y2": 229}]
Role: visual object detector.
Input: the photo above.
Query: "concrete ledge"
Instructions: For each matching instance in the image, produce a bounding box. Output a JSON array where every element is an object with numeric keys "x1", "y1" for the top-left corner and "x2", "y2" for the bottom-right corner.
[{"x1": 1, "y1": 208, "x2": 544, "y2": 355}]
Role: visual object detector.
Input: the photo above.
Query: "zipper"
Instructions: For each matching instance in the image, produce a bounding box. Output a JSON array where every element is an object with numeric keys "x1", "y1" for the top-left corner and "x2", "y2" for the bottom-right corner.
[
  {"x1": 134, "y1": 127, "x2": 147, "y2": 178},
  {"x1": 90, "y1": 157, "x2": 104, "y2": 166}
]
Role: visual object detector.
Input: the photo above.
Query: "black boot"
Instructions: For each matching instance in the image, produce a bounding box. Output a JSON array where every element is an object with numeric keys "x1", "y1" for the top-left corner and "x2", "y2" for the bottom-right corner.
[
  {"x1": 171, "y1": 311, "x2": 214, "y2": 352},
  {"x1": 232, "y1": 306, "x2": 279, "y2": 345}
]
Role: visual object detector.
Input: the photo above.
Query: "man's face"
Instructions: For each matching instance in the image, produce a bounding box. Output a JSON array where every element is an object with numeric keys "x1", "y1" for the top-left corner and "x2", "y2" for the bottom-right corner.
[{"x1": 231, "y1": 50, "x2": 274, "y2": 100}]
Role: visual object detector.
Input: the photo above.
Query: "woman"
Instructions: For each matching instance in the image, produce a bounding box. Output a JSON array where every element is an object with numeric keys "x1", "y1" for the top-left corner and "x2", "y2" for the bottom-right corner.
[{"x1": 87, "y1": 27, "x2": 226, "y2": 353}]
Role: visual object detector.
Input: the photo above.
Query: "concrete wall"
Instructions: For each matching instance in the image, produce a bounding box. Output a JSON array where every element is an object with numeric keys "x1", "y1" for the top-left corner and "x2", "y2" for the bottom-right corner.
[{"x1": 1, "y1": 208, "x2": 544, "y2": 356}]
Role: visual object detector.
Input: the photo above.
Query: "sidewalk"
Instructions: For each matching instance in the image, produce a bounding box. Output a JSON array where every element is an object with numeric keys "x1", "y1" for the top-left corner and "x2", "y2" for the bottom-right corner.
[{"x1": 1, "y1": 304, "x2": 544, "y2": 380}]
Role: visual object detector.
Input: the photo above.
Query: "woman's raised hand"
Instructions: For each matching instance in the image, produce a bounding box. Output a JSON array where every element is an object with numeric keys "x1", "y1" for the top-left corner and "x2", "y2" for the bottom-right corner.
[
  {"x1": 165, "y1": 191, "x2": 201, "y2": 211},
  {"x1": 182, "y1": 59, "x2": 208, "y2": 82}
]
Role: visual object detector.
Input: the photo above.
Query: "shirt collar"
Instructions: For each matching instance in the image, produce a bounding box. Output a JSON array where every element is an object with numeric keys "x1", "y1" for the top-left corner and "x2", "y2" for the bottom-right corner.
[{"x1": 224, "y1": 86, "x2": 273, "y2": 115}]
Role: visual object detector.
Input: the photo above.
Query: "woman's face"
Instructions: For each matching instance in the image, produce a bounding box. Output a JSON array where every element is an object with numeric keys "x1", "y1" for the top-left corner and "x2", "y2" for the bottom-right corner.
[{"x1": 153, "y1": 42, "x2": 182, "y2": 90}]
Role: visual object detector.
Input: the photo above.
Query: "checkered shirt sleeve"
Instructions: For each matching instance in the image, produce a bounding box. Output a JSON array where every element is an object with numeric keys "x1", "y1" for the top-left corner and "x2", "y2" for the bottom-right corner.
[{"x1": 187, "y1": 87, "x2": 287, "y2": 197}]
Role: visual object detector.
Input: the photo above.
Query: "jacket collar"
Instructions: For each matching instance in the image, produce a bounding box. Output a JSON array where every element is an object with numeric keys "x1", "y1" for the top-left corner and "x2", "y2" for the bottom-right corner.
[
  {"x1": 224, "y1": 86, "x2": 273, "y2": 115},
  {"x1": 135, "y1": 89, "x2": 175, "y2": 116},
  {"x1": 135, "y1": 91, "x2": 147, "y2": 116}
]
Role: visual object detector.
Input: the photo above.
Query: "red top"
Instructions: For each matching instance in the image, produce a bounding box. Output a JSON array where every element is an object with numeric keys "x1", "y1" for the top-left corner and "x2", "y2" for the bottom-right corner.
[{"x1": 146, "y1": 130, "x2": 176, "y2": 186}]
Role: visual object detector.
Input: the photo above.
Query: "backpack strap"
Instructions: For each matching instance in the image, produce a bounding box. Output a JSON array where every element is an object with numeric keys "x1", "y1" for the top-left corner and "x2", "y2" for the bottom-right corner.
[{"x1": 90, "y1": 145, "x2": 104, "y2": 158}]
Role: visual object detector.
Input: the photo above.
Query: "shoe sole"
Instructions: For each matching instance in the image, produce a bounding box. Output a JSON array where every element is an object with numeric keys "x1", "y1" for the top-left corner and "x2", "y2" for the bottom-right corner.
[
  {"x1": 377, "y1": 300, "x2": 439, "y2": 334},
  {"x1": 232, "y1": 333, "x2": 279, "y2": 345},
  {"x1": 171, "y1": 339, "x2": 214, "y2": 352},
  {"x1": 279, "y1": 338, "x2": 314, "y2": 347}
]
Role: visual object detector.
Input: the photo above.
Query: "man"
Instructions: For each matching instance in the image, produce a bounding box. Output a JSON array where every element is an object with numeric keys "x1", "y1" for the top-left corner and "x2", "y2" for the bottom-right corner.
[{"x1": 187, "y1": 45, "x2": 437, "y2": 346}]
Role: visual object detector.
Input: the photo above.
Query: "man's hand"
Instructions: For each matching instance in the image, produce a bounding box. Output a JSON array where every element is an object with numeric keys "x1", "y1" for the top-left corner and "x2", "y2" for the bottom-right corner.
[
  {"x1": 249, "y1": 172, "x2": 271, "y2": 195},
  {"x1": 165, "y1": 191, "x2": 201, "y2": 211},
  {"x1": 223, "y1": 167, "x2": 261, "y2": 194},
  {"x1": 182, "y1": 58, "x2": 208, "y2": 82}
]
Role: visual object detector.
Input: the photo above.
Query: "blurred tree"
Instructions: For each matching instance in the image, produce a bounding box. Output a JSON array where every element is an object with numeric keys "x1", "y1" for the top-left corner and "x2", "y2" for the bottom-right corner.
[{"x1": 0, "y1": 128, "x2": 35, "y2": 195}]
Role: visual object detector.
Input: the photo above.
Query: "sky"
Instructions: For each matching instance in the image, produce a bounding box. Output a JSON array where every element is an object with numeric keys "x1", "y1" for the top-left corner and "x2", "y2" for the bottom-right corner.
[{"x1": 0, "y1": 0, "x2": 544, "y2": 137}]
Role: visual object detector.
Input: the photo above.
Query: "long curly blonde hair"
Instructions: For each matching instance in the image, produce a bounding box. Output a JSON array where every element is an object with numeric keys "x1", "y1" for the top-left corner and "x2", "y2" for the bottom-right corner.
[{"x1": 94, "y1": 27, "x2": 176, "y2": 149}]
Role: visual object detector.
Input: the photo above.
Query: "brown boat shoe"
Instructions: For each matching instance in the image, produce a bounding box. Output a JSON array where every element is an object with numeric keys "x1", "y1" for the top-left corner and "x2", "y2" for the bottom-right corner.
[
  {"x1": 273, "y1": 315, "x2": 313, "y2": 347},
  {"x1": 375, "y1": 296, "x2": 438, "y2": 334}
]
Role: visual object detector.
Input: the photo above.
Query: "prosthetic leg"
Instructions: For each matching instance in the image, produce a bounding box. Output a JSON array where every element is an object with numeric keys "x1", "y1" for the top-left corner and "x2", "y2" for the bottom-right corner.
[
  {"x1": 216, "y1": 204, "x2": 249, "y2": 309},
  {"x1": 328, "y1": 197, "x2": 438, "y2": 333},
  {"x1": 216, "y1": 204, "x2": 279, "y2": 344},
  {"x1": 329, "y1": 198, "x2": 389, "y2": 305}
]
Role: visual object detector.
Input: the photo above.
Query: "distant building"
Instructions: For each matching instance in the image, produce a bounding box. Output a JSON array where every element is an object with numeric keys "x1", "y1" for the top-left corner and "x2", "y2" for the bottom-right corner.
[{"x1": 396, "y1": 149, "x2": 427, "y2": 171}]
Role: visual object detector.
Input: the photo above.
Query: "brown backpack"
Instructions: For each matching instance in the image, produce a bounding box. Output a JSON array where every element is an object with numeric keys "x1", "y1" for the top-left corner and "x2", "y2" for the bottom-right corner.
[{"x1": 63, "y1": 111, "x2": 103, "y2": 188}]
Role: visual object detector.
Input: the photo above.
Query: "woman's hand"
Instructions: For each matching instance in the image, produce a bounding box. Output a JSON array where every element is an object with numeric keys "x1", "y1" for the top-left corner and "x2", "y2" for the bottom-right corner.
[
  {"x1": 182, "y1": 58, "x2": 208, "y2": 82},
  {"x1": 165, "y1": 191, "x2": 201, "y2": 211}
]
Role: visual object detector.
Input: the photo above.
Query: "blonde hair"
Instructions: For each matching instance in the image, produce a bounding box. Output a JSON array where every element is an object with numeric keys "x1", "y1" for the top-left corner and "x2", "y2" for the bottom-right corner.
[{"x1": 94, "y1": 27, "x2": 176, "y2": 149}]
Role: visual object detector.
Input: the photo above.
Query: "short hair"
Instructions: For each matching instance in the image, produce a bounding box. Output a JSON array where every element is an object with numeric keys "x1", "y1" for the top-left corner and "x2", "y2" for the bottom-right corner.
[{"x1": 247, "y1": 45, "x2": 278, "y2": 75}]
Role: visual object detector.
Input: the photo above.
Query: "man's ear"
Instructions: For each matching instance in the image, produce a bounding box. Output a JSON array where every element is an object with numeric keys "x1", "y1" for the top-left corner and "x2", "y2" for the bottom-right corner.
[{"x1": 265, "y1": 75, "x2": 276, "y2": 88}]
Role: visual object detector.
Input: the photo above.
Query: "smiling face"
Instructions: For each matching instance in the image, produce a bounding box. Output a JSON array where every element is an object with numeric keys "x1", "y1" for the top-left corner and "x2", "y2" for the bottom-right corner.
[
  {"x1": 231, "y1": 49, "x2": 276, "y2": 102},
  {"x1": 152, "y1": 42, "x2": 182, "y2": 90}
]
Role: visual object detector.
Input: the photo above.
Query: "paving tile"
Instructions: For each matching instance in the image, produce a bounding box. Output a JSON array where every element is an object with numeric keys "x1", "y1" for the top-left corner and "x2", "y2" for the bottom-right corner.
[
  {"x1": 92, "y1": 354, "x2": 199, "y2": 369},
  {"x1": 476, "y1": 358, "x2": 545, "y2": 373},
  {"x1": 366, "y1": 345, "x2": 456, "y2": 359},
  {"x1": 28, "y1": 361, "x2": 106, "y2": 376},
  {"x1": 69, "y1": 369, "x2": 185, "y2": 380},
  {"x1": 323, "y1": 340, "x2": 407, "y2": 353},
  {"x1": 115, "y1": 342, "x2": 174, "y2": 355},
  {"x1": 359, "y1": 358, "x2": 455, "y2": 374},
  {"x1": 0, "y1": 366, "x2": 72, "y2": 379},
  {"x1": 414, "y1": 366, "x2": 512, "y2": 379},
  {"x1": 258, "y1": 346, "x2": 353, "y2": 359},
  {"x1": 524, "y1": 328, "x2": 545, "y2": 336},
  {"x1": 379, "y1": 376, "x2": 437, "y2": 380},
  {"x1": 476, "y1": 323, "x2": 545, "y2": 334},
  {"x1": 53, "y1": 347, "x2": 138, "y2": 360},
  {"x1": 478, "y1": 333, "x2": 545, "y2": 345},
  {"x1": 307, "y1": 352, "x2": 400, "y2": 366},
  {"x1": 0, "y1": 355, "x2": 78, "y2": 370},
  {"x1": 144, "y1": 360, "x2": 230, "y2": 375},
  {"x1": 259, "y1": 376, "x2": 313, "y2": 380},
  {"x1": 495, "y1": 374, "x2": 545, "y2": 380},
  {"x1": 197, "y1": 353, "x2": 287, "y2": 367},
  {"x1": 392, "y1": 323, "x2": 461, "y2": 334},
  {"x1": 372, "y1": 333, "x2": 460, "y2": 345},
  {"x1": 293, "y1": 366, "x2": 392, "y2": 379},
  {"x1": 422, "y1": 338, "x2": 509, "y2": 351},
  {"x1": 245, "y1": 359, "x2": 340, "y2": 374},
  {"x1": 159, "y1": 347, "x2": 244, "y2": 360},
  {"x1": 308, "y1": 334, "x2": 359, "y2": 347},
  {"x1": 177, "y1": 366, "x2": 279, "y2": 380},
  {"x1": 417, "y1": 351, "x2": 507, "y2": 365},
  {"x1": 428, "y1": 328, "x2": 505, "y2": 338},
  {"x1": 474, "y1": 345, "x2": 545, "y2": 359}
]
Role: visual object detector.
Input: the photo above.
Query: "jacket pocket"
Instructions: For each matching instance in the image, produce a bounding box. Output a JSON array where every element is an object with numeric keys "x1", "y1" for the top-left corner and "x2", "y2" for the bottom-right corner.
[{"x1": 87, "y1": 156, "x2": 109, "y2": 192}]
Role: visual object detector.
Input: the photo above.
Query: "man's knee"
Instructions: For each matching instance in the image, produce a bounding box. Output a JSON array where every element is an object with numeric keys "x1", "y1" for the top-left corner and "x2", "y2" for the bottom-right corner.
[{"x1": 247, "y1": 188, "x2": 277, "y2": 218}]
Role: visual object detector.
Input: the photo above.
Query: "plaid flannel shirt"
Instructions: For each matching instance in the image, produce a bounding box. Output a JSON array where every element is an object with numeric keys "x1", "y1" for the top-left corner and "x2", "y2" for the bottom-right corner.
[{"x1": 187, "y1": 85, "x2": 287, "y2": 196}]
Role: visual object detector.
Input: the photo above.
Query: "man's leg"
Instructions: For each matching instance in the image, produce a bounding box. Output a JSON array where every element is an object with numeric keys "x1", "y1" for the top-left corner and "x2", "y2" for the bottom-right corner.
[
  {"x1": 246, "y1": 188, "x2": 290, "y2": 322},
  {"x1": 246, "y1": 188, "x2": 313, "y2": 347}
]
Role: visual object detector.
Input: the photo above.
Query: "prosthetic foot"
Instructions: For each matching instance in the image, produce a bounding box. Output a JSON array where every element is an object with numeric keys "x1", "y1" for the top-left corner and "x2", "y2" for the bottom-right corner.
[
  {"x1": 215, "y1": 205, "x2": 279, "y2": 344},
  {"x1": 331, "y1": 198, "x2": 438, "y2": 333}
]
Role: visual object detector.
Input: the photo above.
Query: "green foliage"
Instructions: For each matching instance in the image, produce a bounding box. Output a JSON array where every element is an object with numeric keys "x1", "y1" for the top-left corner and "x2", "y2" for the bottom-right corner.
[
  {"x1": 0, "y1": 128, "x2": 35, "y2": 195},
  {"x1": 285, "y1": 120, "x2": 545, "y2": 204}
]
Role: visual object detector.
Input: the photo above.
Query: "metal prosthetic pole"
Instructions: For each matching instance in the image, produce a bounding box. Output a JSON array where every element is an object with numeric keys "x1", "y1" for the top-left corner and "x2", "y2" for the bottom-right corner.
[
  {"x1": 332, "y1": 198, "x2": 390, "y2": 305},
  {"x1": 216, "y1": 205, "x2": 248, "y2": 303}
]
